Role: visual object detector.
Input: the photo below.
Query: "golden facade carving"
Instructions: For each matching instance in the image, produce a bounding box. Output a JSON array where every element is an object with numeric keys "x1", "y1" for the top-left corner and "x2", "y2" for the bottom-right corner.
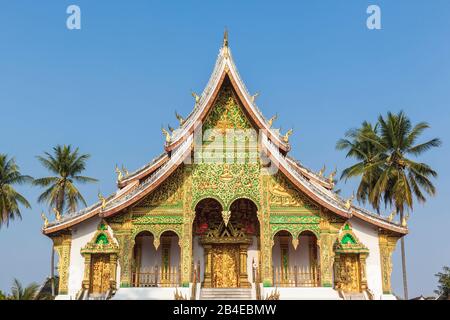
[
  {"x1": 334, "y1": 254, "x2": 361, "y2": 292},
  {"x1": 80, "y1": 221, "x2": 120, "y2": 294},
  {"x1": 53, "y1": 232, "x2": 72, "y2": 295},
  {"x1": 379, "y1": 231, "x2": 399, "y2": 294},
  {"x1": 211, "y1": 245, "x2": 239, "y2": 288},
  {"x1": 137, "y1": 167, "x2": 184, "y2": 207},
  {"x1": 90, "y1": 254, "x2": 112, "y2": 294},
  {"x1": 269, "y1": 173, "x2": 317, "y2": 208}
]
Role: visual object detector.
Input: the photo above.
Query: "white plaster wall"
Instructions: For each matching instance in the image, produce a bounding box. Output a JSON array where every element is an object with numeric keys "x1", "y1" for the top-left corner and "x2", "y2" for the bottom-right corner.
[
  {"x1": 272, "y1": 236, "x2": 311, "y2": 270},
  {"x1": 246, "y1": 236, "x2": 259, "y2": 282},
  {"x1": 192, "y1": 236, "x2": 204, "y2": 282},
  {"x1": 262, "y1": 287, "x2": 341, "y2": 300},
  {"x1": 140, "y1": 235, "x2": 159, "y2": 268},
  {"x1": 169, "y1": 236, "x2": 181, "y2": 268},
  {"x1": 66, "y1": 216, "x2": 121, "y2": 299},
  {"x1": 349, "y1": 217, "x2": 383, "y2": 300},
  {"x1": 291, "y1": 235, "x2": 311, "y2": 268},
  {"x1": 67, "y1": 216, "x2": 100, "y2": 298}
]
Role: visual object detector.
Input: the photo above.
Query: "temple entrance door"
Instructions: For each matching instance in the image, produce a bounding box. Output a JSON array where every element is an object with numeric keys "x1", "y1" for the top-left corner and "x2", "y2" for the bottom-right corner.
[
  {"x1": 89, "y1": 254, "x2": 111, "y2": 294},
  {"x1": 211, "y1": 244, "x2": 239, "y2": 288},
  {"x1": 339, "y1": 254, "x2": 361, "y2": 293}
]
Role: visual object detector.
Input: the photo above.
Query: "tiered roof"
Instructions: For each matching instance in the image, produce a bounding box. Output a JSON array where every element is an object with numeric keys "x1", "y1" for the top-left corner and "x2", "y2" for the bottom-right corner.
[{"x1": 43, "y1": 33, "x2": 407, "y2": 236}]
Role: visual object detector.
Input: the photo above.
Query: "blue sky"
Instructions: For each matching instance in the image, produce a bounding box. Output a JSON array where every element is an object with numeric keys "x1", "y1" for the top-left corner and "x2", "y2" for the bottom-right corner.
[{"x1": 0, "y1": 0, "x2": 449, "y2": 297}]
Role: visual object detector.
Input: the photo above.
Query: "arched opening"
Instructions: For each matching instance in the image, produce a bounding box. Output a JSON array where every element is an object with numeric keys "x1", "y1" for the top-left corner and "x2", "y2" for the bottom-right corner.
[
  {"x1": 272, "y1": 230, "x2": 320, "y2": 287},
  {"x1": 272, "y1": 230, "x2": 294, "y2": 286},
  {"x1": 297, "y1": 231, "x2": 320, "y2": 287},
  {"x1": 159, "y1": 230, "x2": 181, "y2": 287},
  {"x1": 132, "y1": 230, "x2": 181, "y2": 287},
  {"x1": 229, "y1": 198, "x2": 260, "y2": 284},
  {"x1": 192, "y1": 198, "x2": 223, "y2": 286},
  {"x1": 192, "y1": 198, "x2": 260, "y2": 288}
]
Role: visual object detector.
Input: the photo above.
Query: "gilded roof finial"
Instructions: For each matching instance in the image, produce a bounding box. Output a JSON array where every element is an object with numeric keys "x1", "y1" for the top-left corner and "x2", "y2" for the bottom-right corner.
[
  {"x1": 328, "y1": 167, "x2": 337, "y2": 184},
  {"x1": 175, "y1": 111, "x2": 185, "y2": 126},
  {"x1": 387, "y1": 210, "x2": 396, "y2": 222},
  {"x1": 345, "y1": 192, "x2": 355, "y2": 210},
  {"x1": 251, "y1": 92, "x2": 260, "y2": 103},
  {"x1": 98, "y1": 191, "x2": 107, "y2": 209},
  {"x1": 162, "y1": 127, "x2": 171, "y2": 143},
  {"x1": 223, "y1": 28, "x2": 229, "y2": 48},
  {"x1": 282, "y1": 129, "x2": 293, "y2": 143},
  {"x1": 115, "y1": 165, "x2": 123, "y2": 181},
  {"x1": 41, "y1": 212, "x2": 49, "y2": 229},
  {"x1": 122, "y1": 165, "x2": 129, "y2": 177},
  {"x1": 52, "y1": 208, "x2": 62, "y2": 221},
  {"x1": 267, "y1": 114, "x2": 278, "y2": 128},
  {"x1": 318, "y1": 164, "x2": 326, "y2": 177}
]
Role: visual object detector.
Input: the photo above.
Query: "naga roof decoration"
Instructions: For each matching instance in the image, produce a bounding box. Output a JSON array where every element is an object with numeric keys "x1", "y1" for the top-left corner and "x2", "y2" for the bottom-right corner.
[{"x1": 42, "y1": 33, "x2": 408, "y2": 236}]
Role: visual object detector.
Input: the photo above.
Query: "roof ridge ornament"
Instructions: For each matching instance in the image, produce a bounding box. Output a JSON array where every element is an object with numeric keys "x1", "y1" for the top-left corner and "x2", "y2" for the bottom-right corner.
[
  {"x1": 222, "y1": 28, "x2": 230, "y2": 58},
  {"x1": 267, "y1": 114, "x2": 278, "y2": 128},
  {"x1": 223, "y1": 28, "x2": 229, "y2": 48},
  {"x1": 282, "y1": 128, "x2": 293, "y2": 143}
]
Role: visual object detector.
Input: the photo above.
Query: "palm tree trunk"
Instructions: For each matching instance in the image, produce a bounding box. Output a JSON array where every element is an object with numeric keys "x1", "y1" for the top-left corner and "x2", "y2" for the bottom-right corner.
[{"x1": 400, "y1": 212, "x2": 409, "y2": 300}]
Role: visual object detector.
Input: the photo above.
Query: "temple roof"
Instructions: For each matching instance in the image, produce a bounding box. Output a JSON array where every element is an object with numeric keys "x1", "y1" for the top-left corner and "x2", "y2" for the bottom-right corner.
[{"x1": 43, "y1": 33, "x2": 408, "y2": 236}]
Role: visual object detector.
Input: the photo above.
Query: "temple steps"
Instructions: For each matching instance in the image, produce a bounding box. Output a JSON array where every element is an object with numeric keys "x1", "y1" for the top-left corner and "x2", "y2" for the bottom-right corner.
[
  {"x1": 343, "y1": 293, "x2": 367, "y2": 300},
  {"x1": 200, "y1": 288, "x2": 254, "y2": 300}
]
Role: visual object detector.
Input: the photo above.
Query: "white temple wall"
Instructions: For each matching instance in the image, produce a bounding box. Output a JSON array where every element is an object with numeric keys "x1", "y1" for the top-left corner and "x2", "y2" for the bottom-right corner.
[
  {"x1": 168, "y1": 236, "x2": 180, "y2": 268},
  {"x1": 349, "y1": 217, "x2": 383, "y2": 299},
  {"x1": 140, "y1": 235, "x2": 159, "y2": 268},
  {"x1": 192, "y1": 236, "x2": 205, "y2": 281},
  {"x1": 140, "y1": 234, "x2": 180, "y2": 270},
  {"x1": 291, "y1": 235, "x2": 312, "y2": 268},
  {"x1": 66, "y1": 216, "x2": 121, "y2": 298},
  {"x1": 246, "y1": 236, "x2": 259, "y2": 282},
  {"x1": 67, "y1": 216, "x2": 100, "y2": 298},
  {"x1": 272, "y1": 235, "x2": 311, "y2": 270}
]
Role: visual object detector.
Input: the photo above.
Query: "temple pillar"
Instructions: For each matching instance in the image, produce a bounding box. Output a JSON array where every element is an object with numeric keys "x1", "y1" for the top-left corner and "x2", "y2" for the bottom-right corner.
[
  {"x1": 180, "y1": 213, "x2": 194, "y2": 287},
  {"x1": 53, "y1": 232, "x2": 72, "y2": 295},
  {"x1": 359, "y1": 253, "x2": 368, "y2": 291},
  {"x1": 239, "y1": 244, "x2": 251, "y2": 288},
  {"x1": 202, "y1": 244, "x2": 212, "y2": 288},
  {"x1": 319, "y1": 233, "x2": 335, "y2": 287},
  {"x1": 110, "y1": 254, "x2": 118, "y2": 290},
  {"x1": 81, "y1": 254, "x2": 91, "y2": 291},
  {"x1": 378, "y1": 231, "x2": 399, "y2": 294},
  {"x1": 309, "y1": 237, "x2": 319, "y2": 284},
  {"x1": 116, "y1": 232, "x2": 134, "y2": 287},
  {"x1": 258, "y1": 210, "x2": 273, "y2": 287}
]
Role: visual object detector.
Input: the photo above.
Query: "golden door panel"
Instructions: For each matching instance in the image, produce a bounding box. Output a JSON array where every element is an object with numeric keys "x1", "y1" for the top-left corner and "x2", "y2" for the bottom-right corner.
[
  {"x1": 339, "y1": 254, "x2": 361, "y2": 293},
  {"x1": 211, "y1": 245, "x2": 239, "y2": 288},
  {"x1": 90, "y1": 254, "x2": 111, "y2": 294}
]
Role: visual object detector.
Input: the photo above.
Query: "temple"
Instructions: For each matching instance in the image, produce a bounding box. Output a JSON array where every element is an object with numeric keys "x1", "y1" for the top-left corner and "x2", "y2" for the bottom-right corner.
[{"x1": 42, "y1": 32, "x2": 407, "y2": 300}]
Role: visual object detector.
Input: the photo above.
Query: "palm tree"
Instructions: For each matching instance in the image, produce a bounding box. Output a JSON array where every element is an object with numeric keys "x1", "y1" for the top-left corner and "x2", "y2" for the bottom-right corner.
[
  {"x1": 337, "y1": 111, "x2": 441, "y2": 299},
  {"x1": 10, "y1": 278, "x2": 40, "y2": 300},
  {"x1": 336, "y1": 121, "x2": 384, "y2": 212},
  {"x1": 33, "y1": 145, "x2": 98, "y2": 214},
  {"x1": 0, "y1": 154, "x2": 33, "y2": 227},
  {"x1": 33, "y1": 144, "x2": 97, "y2": 296}
]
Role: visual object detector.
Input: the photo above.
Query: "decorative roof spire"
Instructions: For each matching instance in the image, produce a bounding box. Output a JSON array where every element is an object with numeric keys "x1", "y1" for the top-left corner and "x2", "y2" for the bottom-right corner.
[{"x1": 223, "y1": 28, "x2": 229, "y2": 47}]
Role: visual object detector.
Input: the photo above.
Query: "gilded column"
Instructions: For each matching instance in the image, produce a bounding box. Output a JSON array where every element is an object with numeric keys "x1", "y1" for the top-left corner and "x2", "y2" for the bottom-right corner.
[
  {"x1": 259, "y1": 174, "x2": 273, "y2": 287},
  {"x1": 239, "y1": 244, "x2": 251, "y2": 288},
  {"x1": 117, "y1": 233, "x2": 134, "y2": 287},
  {"x1": 181, "y1": 167, "x2": 194, "y2": 287},
  {"x1": 319, "y1": 209, "x2": 340, "y2": 287},
  {"x1": 359, "y1": 253, "x2": 368, "y2": 290},
  {"x1": 110, "y1": 254, "x2": 118, "y2": 290},
  {"x1": 81, "y1": 254, "x2": 91, "y2": 291},
  {"x1": 203, "y1": 244, "x2": 212, "y2": 288},
  {"x1": 53, "y1": 232, "x2": 72, "y2": 295},
  {"x1": 180, "y1": 213, "x2": 194, "y2": 287},
  {"x1": 379, "y1": 231, "x2": 399, "y2": 294}
]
